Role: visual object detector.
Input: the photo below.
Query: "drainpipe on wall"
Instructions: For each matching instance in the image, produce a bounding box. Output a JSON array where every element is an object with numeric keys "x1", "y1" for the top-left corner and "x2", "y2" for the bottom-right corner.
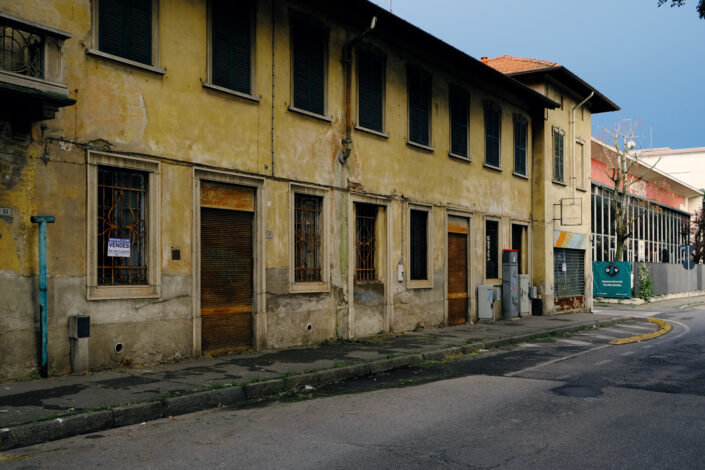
[
  {"x1": 31, "y1": 215, "x2": 55, "y2": 378},
  {"x1": 339, "y1": 16, "x2": 377, "y2": 164},
  {"x1": 571, "y1": 91, "x2": 594, "y2": 200}
]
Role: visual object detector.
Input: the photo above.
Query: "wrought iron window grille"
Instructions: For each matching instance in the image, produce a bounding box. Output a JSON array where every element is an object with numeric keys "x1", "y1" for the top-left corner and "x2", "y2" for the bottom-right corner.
[{"x1": 0, "y1": 21, "x2": 43, "y2": 78}]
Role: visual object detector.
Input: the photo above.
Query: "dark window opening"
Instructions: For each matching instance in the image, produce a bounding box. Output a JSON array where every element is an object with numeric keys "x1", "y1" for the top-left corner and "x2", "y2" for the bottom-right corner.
[
  {"x1": 485, "y1": 220, "x2": 499, "y2": 279},
  {"x1": 513, "y1": 115, "x2": 528, "y2": 175},
  {"x1": 98, "y1": 166, "x2": 148, "y2": 285},
  {"x1": 99, "y1": 0, "x2": 152, "y2": 65},
  {"x1": 553, "y1": 128, "x2": 565, "y2": 183},
  {"x1": 449, "y1": 87, "x2": 469, "y2": 157},
  {"x1": 356, "y1": 203, "x2": 377, "y2": 281},
  {"x1": 294, "y1": 194, "x2": 322, "y2": 282},
  {"x1": 212, "y1": 0, "x2": 252, "y2": 94},
  {"x1": 358, "y1": 49, "x2": 384, "y2": 132},
  {"x1": 484, "y1": 101, "x2": 501, "y2": 167},
  {"x1": 408, "y1": 65, "x2": 431, "y2": 146},
  {"x1": 410, "y1": 209, "x2": 428, "y2": 280},
  {"x1": 292, "y1": 15, "x2": 326, "y2": 115}
]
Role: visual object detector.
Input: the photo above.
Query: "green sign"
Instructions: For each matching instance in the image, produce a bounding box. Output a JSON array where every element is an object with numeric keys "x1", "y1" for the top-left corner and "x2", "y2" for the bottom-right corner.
[{"x1": 593, "y1": 262, "x2": 632, "y2": 298}]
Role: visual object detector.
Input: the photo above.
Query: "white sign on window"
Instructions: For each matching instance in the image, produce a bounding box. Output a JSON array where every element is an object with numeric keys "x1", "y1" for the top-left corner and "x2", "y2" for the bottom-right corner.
[
  {"x1": 107, "y1": 238, "x2": 131, "y2": 257},
  {"x1": 638, "y1": 240, "x2": 645, "y2": 262}
]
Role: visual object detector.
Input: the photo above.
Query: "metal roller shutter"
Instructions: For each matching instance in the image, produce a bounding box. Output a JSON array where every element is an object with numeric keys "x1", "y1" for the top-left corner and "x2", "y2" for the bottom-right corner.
[
  {"x1": 201, "y1": 207, "x2": 254, "y2": 352},
  {"x1": 554, "y1": 248, "x2": 585, "y2": 311}
]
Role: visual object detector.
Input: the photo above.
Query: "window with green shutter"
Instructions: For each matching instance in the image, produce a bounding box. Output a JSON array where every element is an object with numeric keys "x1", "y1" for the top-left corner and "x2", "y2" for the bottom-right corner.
[
  {"x1": 357, "y1": 48, "x2": 384, "y2": 133},
  {"x1": 292, "y1": 15, "x2": 327, "y2": 116},
  {"x1": 484, "y1": 101, "x2": 501, "y2": 167},
  {"x1": 513, "y1": 115, "x2": 528, "y2": 176},
  {"x1": 449, "y1": 87, "x2": 469, "y2": 158},
  {"x1": 99, "y1": 0, "x2": 152, "y2": 65},
  {"x1": 408, "y1": 65, "x2": 431, "y2": 147},
  {"x1": 211, "y1": 0, "x2": 252, "y2": 95},
  {"x1": 553, "y1": 128, "x2": 565, "y2": 183}
]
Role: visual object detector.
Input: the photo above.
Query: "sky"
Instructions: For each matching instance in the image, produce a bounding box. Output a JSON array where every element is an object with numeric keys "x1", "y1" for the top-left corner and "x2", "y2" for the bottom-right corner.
[{"x1": 369, "y1": 0, "x2": 704, "y2": 150}]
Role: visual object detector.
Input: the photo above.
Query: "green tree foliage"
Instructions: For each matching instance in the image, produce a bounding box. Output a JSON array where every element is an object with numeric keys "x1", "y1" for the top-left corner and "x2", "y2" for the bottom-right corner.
[{"x1": 658, "y1": 0, "x2": 705, "y2": 19}]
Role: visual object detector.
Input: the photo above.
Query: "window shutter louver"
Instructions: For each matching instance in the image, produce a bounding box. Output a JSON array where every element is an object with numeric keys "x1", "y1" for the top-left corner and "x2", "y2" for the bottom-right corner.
[
  {"x1": 293, "y1": 19, "x2": 326, "y2": 115},
  {"x1": 212, "y1": 1, "x2": 251, "y2": 94},
  {"x1": 450, "y1": 88, "x2": 468, "y2": 157},
  {"x1": 128, "y1": 0, "x2": 152, "y2": 65},
  {"x1": 99, "y1": 0, "x2": 126, "y2": 58},
  {"x1": 514, "y1": 117, "x2": 527, "y2": 175},
  {"x1": 408, "y1": 67, "x2": 430, "y2": 146},
  {"x1": 485, "y1": 104, "x2": 500, "y2": 167},
  {"x1": 358, "y1": 51, "x2": 383, "y2": 132}
]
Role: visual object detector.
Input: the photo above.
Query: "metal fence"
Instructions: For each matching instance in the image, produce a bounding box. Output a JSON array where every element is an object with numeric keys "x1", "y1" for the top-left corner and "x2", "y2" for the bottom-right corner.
[{"x1": 632, "y1": 262, "x2": 705, "y2": 298}]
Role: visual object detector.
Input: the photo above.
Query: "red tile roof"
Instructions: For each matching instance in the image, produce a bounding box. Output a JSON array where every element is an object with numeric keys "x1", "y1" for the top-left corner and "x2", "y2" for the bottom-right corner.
[{"x1": 483, "y1": 55, "x2": 560, "y2": 74}]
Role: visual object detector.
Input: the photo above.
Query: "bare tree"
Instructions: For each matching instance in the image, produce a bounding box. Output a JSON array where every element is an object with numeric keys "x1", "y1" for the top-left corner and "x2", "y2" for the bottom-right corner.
[
  {"x1": 691, "y1": 208, "x2": 705, "y2": 264},
  {"x1": 597, "y1": 121, "x2": 662, "y2": 262}
]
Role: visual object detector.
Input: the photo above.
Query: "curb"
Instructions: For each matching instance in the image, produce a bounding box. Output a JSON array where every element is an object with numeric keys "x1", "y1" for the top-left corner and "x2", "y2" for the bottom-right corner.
[
  {"x1": 0, "y1": 315, "x2": 631, "y2": 452},
  {"x1": 609, "y1": 317, "x2": 672, "y2": 345}
]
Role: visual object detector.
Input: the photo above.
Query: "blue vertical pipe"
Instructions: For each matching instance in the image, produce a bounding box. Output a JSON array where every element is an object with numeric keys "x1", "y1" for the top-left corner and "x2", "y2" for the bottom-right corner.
[{"x1": 30, "y1": 216, "x2": 54, "y2": 377}]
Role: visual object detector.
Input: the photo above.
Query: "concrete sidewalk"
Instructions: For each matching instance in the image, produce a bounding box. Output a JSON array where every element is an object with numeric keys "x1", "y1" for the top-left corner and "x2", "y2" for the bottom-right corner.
[{"x1": 0, "y1": 311, "x2": 640, "y2": 451}]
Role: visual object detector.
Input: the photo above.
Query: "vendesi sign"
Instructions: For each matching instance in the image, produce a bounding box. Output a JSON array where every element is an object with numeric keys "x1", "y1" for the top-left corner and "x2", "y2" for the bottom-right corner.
[
  {"x1": 107, "y1": 238, "x2": 131, "y2": 257},
  {"x1": 593, "y1": 261, "x2": 632, "y2": 298}
]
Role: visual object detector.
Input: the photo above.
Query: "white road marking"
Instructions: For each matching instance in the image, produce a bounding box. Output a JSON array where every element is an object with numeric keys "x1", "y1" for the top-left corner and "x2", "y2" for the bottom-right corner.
[
  {"x1": 620, "y1": 324, "x2": 654, "y2": 331},
  {"x1": 505, "y1": 344, "x2": 611, "y2": 377},
  {"x1": 584, "y1": 334, "x2": 616, "y2": 340},
  {"x1": 594, "y1": 359, "x2": 612, "y2": 366},
  {"x1": 621, "y1": 351, "x2": 634, "y2": 356},
  {"x1": 557, "y1": 339, "x2": 592, "y2": 346}
]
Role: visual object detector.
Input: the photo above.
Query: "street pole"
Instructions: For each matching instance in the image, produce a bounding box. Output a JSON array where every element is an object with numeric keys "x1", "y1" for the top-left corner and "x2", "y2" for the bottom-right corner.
[{"x1": 31, "y1": 215, "x2": 55, "y2": 378}]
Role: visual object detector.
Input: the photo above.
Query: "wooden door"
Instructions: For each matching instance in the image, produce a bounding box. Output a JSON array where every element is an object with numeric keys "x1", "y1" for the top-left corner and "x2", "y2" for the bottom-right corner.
[
  {"x1": 448, "y1": 231, "x2": 468, "y2": 325},
  {"x1": 200, "y1": 207, "x2": 254, "y2": 352}
]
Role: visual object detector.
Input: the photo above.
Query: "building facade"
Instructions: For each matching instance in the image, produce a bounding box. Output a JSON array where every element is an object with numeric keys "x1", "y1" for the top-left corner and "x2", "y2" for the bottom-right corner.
[
  {"x1": 485, "y1": 56, "x2": 619, "y2": 312},
  {"x1": 1, "y1": 1, "x2": 615, "y2": 380},
  {"x1": 591, "y1": 138, "x2": 699, "y2": 264}
]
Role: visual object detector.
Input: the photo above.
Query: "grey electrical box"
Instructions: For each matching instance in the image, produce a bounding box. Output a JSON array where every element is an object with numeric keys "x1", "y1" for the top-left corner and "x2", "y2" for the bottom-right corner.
[
  {"x1": 502, "y1": 250, "x2": 519, "y2": 319},
  {"x1": 519, "y1": 275, "x2": 530, "y2": 316},
  {"x1": 69, "y1": 315, "x2": 90, "y2": 373},
  {"x1": 478, "y1": 285, "x2": 495, "y2": 320}
]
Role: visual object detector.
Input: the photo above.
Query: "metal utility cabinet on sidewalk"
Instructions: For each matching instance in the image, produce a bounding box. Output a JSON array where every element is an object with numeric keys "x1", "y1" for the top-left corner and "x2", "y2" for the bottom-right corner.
[{"x1": 502, "y1": 250, "x2": 519, "y2": 319}]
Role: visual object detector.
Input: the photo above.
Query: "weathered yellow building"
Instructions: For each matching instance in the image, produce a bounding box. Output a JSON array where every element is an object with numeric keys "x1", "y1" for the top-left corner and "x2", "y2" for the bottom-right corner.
[{"x1": 0, "y1": 0, "x2": 617, "y2": 380}]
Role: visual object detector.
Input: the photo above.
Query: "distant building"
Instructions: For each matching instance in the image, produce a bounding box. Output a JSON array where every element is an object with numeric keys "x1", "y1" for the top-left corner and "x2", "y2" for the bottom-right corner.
[
  {"x1": 590, "y1": 138, "x2": 701, "y2": 263},
  {"x1": 638, "y1": 147, "x2": 705, "y2": 207}
]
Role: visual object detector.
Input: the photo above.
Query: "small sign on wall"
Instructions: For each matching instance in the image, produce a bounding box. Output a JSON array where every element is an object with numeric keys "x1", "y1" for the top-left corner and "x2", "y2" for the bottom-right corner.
[
  {"x1": 0, "y1": 207, "x2": 11, "y2": 217},
  {"x1": 107, "y1": 238, "x2": 131, "y2": 257}
]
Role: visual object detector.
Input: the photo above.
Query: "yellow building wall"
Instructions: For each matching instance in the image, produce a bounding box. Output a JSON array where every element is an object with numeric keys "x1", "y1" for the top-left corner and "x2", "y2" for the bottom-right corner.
[{"x1": 1, "y1": 0, "x2": 555, "y2": 380}]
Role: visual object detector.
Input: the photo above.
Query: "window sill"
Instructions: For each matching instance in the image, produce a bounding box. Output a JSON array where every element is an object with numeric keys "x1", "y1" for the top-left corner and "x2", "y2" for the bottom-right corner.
[
  {"x1": 355, "y1": 125, "x2": 389, "y2": 139},
  {"x1": 290, "y1": 281, "x2": 329, "y2": 294},
  {"x1": 203, "y1": 82, "x2": 260, "y2": 102},
  {"x1": 448, "y1": 152, "x2": 471, "y2": 162},
  {"x1": 87, "y1": 285, "x2": 160, "y2": 300},
  {"x1": 406, "y1": 140, "x2": 435, "y2": 152},
  {"x1": 553, "y1": 180, "x2": 567, "y2": 187},
  {"x1": 512, "y1": 171, "x2": 529, "y2": 180},
  {"x1": 288, "y1": 106, "x2": 333, "y2": 122},
  {"x1": 86, "y1": 49, "x2": 166, "y2": 75},
  {"x1": 576, "y1": 187, "x2": 587, "y2": 192},
  {"x1": 407, "y1": 279, "x2": 432, "y2": 289},
  {"x1": 483, "y1": 163, "x2": 502, "y2": 172}
]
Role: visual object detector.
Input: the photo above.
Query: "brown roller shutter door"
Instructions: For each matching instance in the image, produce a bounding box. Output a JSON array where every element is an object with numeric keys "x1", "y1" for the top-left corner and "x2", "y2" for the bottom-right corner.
[
  {"x1": 201, "y1": 207, "x2": 254, "y2": 352},
  {"x1": 448, "y1": 232, "x2": 468, "y2": 325}
]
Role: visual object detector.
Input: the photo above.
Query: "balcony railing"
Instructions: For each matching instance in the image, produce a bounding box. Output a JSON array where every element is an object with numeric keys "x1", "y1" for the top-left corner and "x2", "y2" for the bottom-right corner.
[{"x1": 1, "y1": 22, "x2": 43, "y2": 79}]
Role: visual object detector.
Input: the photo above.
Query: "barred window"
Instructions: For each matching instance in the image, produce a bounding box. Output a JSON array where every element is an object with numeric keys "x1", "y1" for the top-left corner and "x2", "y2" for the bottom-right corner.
[
  {"x1": 97, "y1": 166, "x2": 148, "y2": 285},
  {"x1": 356, "y1": 203, "x2": 377, "y2": 281},
  {"x1": 294, "y1": 194, "x2": 322, "y2": 282}
]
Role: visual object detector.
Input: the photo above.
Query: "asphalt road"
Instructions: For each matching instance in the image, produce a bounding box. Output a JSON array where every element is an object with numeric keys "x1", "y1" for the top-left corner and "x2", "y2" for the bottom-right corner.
[{"x1": 4, "y1": 306, "x2": 705, "y2": 469}]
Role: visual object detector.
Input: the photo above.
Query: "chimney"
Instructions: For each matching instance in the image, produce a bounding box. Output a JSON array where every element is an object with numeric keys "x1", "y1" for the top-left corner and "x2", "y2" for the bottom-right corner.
[{"x1": 481, "y1": 56, "x2": 488, "y2": 64}]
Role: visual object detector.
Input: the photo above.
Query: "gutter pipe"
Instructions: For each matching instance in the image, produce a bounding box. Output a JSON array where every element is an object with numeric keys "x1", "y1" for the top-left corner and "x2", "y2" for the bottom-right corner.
[
  {"x1": 31, "y1": 215, "x2": 55, "y2": 378},
  {"x1": 339, "y1": 16, "x2": 377, "y2": 164},
  {"x1": 571, "y1": 91, "x2": 594, "y2": 200}
]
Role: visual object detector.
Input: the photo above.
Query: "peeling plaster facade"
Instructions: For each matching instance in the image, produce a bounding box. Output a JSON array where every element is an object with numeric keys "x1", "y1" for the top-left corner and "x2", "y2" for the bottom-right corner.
[{"x1": 0, "y1": 0, "x2": 615, "y2": 380}]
